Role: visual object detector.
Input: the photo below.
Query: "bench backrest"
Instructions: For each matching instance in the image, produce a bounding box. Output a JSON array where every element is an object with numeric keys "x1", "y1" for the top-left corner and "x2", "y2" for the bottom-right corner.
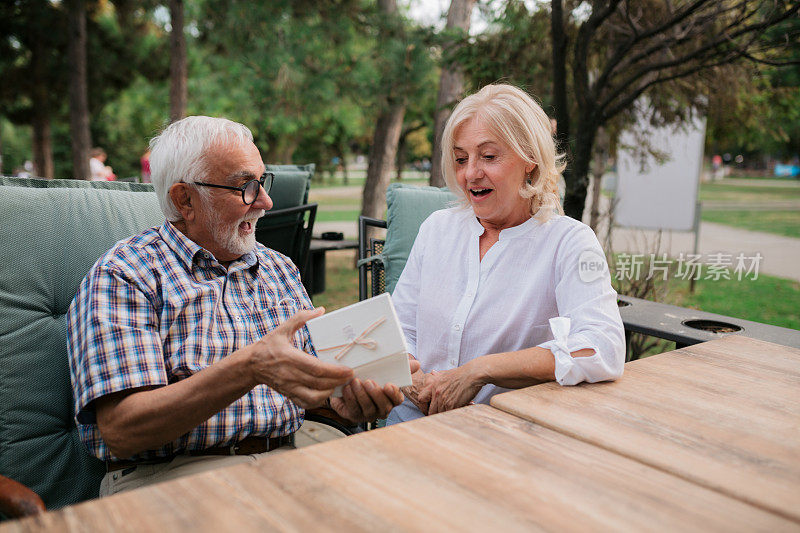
[{"x1": 0, "y1": 179, "x2": 163, "y2": 509}]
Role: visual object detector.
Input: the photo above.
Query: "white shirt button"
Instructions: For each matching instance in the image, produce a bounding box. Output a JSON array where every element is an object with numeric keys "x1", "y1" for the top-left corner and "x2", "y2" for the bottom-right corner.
[
  {"x1": 453, "y1": 324, "x2": 461, "y2": 331},
  {"x1": 450, "y1": 359, "x2": 457, "y2": 365},
  {"x1": 466, "y1": 292, "x2": 474, "y2": 298}
]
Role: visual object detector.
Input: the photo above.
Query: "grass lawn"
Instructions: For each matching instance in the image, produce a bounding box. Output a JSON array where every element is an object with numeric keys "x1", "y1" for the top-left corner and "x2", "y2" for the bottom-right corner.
[
  {"x1": 693, "y1": 182, "x2": 800, "y2": 238},
  {"x1": 669, "y1": 274, "x2": 800, "y2": 330},
  {"x1": 701, "y1": 209, "x2": 800, "y2": 238},
  {"x1": 699, "y1": 183, "x2": 800, "y2": 204},
  {"x1": 315, "y1": 209, "x2": 363, "y2": 223},
  {"x1": 311, "y1": 250, "x2": 359, "y2": 311}
]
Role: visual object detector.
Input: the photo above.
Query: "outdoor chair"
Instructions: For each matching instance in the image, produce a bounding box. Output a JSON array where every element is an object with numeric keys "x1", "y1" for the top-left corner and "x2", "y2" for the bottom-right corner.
[
  {"x1": 0, "y1": 168, "x2": 347, "y2": 521},
  {"x1": 358, "y1": 183, "x2": 456, "y2": 300},
  {"x1": 255, "y1": 203, "x2": 317, "y2": 293}
]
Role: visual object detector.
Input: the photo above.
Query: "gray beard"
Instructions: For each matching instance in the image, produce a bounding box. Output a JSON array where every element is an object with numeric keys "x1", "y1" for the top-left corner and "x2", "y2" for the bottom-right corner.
[{"x1": 206, "y1": 209, "x2": 263, "y2": 258}]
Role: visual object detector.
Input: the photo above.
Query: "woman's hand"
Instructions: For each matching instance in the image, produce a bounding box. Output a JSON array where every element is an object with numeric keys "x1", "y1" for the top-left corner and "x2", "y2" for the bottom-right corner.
[
  {"x1": 417, "y1": 361, "x2": 485, "y2": 415},
  {"x1": 402, "y1": 368, "x2": 431, "y2": 415}
]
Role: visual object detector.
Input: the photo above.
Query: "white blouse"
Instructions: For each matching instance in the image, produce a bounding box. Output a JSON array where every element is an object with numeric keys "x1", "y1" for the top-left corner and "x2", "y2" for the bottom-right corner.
[{"x1": 387, "y1": 207, "x2": 625, "y2": 424}]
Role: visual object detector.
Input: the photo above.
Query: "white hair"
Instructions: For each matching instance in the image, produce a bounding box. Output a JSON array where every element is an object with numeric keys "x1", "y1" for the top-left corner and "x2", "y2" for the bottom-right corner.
[
  {"x1": 149, "y1": 116, "x2": 254, "y2": 221},
  {"x1": 441, "y1": 84, "x2": 566, "y2": 222}
]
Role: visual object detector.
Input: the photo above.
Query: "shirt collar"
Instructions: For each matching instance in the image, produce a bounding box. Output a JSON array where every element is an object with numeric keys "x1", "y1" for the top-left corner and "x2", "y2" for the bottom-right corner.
[
  {"x1": 158, "y1": 221, "x2": 259, "y2": 271},
  {"x1": 462, "y1": 210, "x2": 540, "y2": 240}
]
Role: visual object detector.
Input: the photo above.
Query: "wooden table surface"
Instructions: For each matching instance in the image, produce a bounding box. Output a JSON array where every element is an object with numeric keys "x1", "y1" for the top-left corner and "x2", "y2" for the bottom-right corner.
[
  {"x1": 5, "y1": 404, "x2": 794, "y2": 532},
  {"x1": 491, "y1": 335, "x2": 800, "y2": 524}
]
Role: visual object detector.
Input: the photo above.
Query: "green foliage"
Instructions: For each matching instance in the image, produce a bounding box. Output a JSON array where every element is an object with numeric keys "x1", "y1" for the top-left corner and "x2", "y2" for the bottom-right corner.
[
  {"x1": 0, "y1": 118, "x2": 32, "y2": 174},
  {"x1": 451, "y1": 1, "x2": 552, "y2": 107},
  {"x1": 0, "y1": 0, "x2": 168, "y2": 178},
  {"x1": 195, "y1": 0, "x2": 378, "y2": 164}
]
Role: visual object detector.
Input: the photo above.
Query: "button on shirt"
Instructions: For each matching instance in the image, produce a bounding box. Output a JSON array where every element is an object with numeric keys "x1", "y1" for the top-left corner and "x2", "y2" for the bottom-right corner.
[
  {"x1": 388, "y1": 208, "x2": 625, "y2": 424},
  {"x1": 67, "y1": 221, "x2": 313, "y2": 461}
]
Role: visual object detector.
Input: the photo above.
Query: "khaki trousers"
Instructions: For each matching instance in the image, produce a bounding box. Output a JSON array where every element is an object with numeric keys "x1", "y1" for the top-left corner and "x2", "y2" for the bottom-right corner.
[
  {"x1": 99, "y1": 420, "x2": 347, "y2": 497},
  {"x1": 99, "y1": 445, "x2": 293, "y2": 497}
]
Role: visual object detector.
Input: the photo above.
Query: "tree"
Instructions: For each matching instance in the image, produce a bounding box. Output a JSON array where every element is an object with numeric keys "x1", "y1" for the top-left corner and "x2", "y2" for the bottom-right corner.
[
  {"x1": 361, "y1": 0, "x2": 406, "y2": 219},
  {"x1": 0, "y1": 1, "x2": 168, "y2": 179},
  {"x1": 67, "y1": 0, "x2": 92, "y2": 180},
  {"x1": 454, "y1": 0, "x2": 799, "y2": 220},
  {"x1": 197, "y1": 0, "x2": 376, "y2": 165},
  {"x1": 0, "y1": 1, "x2": 69, "y2": 178},
  {"x1": 551, "y1": 0, "x2": 800, "y2": 220},
  {"x1": 169, "y1": 0, "x2": 187, "y2": 122},
  {"x1": 360, "y1": 0, "x2": 436, "y2": 219},
  {"x1": 429, "y1": 0, "x2": 476, "y2": 187}
]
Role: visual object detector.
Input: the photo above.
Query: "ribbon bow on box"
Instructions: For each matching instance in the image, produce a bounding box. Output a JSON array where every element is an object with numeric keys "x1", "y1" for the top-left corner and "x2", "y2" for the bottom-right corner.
[
  {"x1": 305, "y1": 293, "x2": 412, "y2": 394},
  {"x1": 317, "y1": 317, "x2": 387, "y2": 361}
]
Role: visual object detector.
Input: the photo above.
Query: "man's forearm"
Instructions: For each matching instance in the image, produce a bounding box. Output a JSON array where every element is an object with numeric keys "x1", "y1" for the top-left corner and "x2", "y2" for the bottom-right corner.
[{"x1": 96, "y1": 347, "x2": 256, "y2": 459}]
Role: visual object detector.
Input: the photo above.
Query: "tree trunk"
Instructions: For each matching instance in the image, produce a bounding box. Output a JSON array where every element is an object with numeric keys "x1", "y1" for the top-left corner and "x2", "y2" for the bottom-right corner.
[
  {"x1": 169, "y1": 0, "x2": 187, "y2": 123},
  {"x1": 361, "y1": 0, "x2": 406, "y2": 221},
  {"x1": 588, "y1": 161, "x2": 604, "y2": 231},
  {"x1": 265, "y1": 136, "x2": 298, "y2": 164},
  {"x1": 361, "y1": 104, "x2": 405, "y2": 219},
  {"x1": 396, "y1": 131, "x2": 406, "y2": 181},
  {"x1": 338, "y1": 146, "x2": 349, "y2": 185},
  {"x1": 550, "y1": 0, "x2": 570, "y2": 152},
  {"x1": 552, "y1": 0, "x2": 583, "y2": 218},
  {"x1": 429, "y1": 0, "x2": 475, "y2": 188},
  {"x1": 563, "y1": 123, "x2": 595, "y2": 220},
  {"x1": 67, "y1": 0, "x2": 91, "y2": 180},
  {"x1": 30, "y1": 34, "x2": 54, "y2": 179},
  {"x1": 589, "y1": 128, "x2": 608, "y2": 232},
  {"x1": 32, "y1": 110, "x2": 54, "y2": 179}
]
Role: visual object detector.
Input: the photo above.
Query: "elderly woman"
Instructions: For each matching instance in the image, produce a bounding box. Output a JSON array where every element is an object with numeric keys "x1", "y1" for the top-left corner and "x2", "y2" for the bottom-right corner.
[{"x1": 387, "y1": 84, "x2": 625, "y2": 424}]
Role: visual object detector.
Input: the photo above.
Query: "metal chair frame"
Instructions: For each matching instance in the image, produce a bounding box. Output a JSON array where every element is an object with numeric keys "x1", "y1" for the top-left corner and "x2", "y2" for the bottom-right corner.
[{"x1": 357, "y1": 216, "x2": 387, "y2": 301}]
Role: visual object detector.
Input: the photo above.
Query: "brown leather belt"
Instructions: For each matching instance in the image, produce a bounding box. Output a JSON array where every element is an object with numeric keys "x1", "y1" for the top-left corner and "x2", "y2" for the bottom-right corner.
[{"x1": 106, "y1": 434, "x2": 295, "y2": 473}]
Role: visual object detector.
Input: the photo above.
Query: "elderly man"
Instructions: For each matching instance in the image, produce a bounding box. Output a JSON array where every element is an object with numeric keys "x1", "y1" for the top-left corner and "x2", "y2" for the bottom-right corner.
[{"x1": 68, "y1": 116, "x2": 408, "y2": 496}]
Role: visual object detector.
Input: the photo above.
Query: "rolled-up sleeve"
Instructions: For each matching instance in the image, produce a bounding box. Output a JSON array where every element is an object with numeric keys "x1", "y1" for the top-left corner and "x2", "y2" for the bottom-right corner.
[{"x1": 537, "y1": 224, "x2": 625, "y2": 385}]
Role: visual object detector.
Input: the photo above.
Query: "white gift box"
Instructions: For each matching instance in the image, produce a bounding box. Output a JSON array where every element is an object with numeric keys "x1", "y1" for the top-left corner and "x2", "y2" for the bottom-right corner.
[{"x1": 307, "y1": 293, "x2": 412, "y2": 396}]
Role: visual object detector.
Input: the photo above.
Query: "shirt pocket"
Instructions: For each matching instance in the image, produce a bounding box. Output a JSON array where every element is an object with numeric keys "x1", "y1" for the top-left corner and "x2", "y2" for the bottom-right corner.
[{"x1": 255, "y1": 298, "x2": 305, "y2": 348}]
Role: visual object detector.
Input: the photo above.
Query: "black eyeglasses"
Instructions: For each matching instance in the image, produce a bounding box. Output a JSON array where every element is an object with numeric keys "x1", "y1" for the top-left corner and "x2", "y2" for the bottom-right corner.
[{"x1": 193, "y1": 172, "x2": 274, "y2": 205}]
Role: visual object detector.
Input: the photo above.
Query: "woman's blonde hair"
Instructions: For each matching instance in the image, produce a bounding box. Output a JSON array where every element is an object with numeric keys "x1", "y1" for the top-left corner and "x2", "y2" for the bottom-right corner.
[{"x1": 441, "y1": 84, "x2": 565, "y2": 222}]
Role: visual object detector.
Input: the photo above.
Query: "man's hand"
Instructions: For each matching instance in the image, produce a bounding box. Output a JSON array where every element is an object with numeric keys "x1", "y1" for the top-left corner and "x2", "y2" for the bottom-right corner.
[
  {"x1": 329, "y1": 379, "x2": 404, "y2": 423},
  {"x1": 417, "y1": 362, "x2": 484, "y2": 415},
  {"x1": 248, "y1": 307, "x2": 353, "y2": 409}
]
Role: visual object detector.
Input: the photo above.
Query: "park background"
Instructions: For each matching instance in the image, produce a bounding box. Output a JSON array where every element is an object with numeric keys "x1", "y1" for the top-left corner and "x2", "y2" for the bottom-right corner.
[{"x1": 1, "y1": 0, "x2": 798, "y2": 349}]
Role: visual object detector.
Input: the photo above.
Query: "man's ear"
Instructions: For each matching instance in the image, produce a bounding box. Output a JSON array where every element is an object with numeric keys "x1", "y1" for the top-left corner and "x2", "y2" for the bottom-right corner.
[{"x1": 169, "y1": 183, "x2": 196, "y2": 222}]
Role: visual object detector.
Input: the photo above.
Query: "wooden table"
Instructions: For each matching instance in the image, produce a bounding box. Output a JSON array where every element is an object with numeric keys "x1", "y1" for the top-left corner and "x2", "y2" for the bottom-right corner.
[
  {"x1": 491, "y1": 335, "x2": 800, "y2": 524},
  {"x1": 5, "y1": 404, "x2": 793, "y2": 532}
]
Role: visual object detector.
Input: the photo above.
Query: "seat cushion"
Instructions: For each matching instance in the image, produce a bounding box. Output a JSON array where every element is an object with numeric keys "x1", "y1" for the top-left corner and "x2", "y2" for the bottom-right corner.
[
  {"x1": 266, "y1": 164, "x2": 314, "y2": 209},
  {"x1": 384, "y1": 183, "x2": 457, "y2": 294},
  {"x1": 0, "y1": 181, "x2": 163, "y2": 509}
]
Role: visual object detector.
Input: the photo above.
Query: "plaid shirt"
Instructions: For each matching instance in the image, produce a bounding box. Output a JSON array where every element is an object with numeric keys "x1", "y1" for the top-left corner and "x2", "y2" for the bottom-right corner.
[{"x1": 67, "y1": 221, "x2": 314, "y2": 461}]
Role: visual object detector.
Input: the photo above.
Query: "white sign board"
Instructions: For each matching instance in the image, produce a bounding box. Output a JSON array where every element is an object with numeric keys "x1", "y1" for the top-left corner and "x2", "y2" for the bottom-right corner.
[{"x1": 615, "y1": 104, "x2": 706, "y2": 231}]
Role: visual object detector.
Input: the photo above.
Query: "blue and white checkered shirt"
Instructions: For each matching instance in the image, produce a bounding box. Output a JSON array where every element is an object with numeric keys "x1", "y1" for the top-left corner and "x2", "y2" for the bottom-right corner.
[{"x1": 67, "y1": 221, "x2": 313, "y2": 461}]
